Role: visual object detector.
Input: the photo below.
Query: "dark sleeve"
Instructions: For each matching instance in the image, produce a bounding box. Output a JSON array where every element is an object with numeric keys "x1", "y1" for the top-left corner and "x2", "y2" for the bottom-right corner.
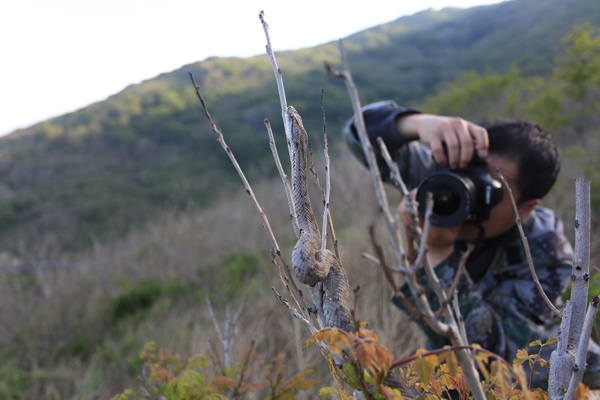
[
  {"x1": 344, "y1": 100, "x2": 424, "y2": 182},
  {"x1": 344, "y1": 100, "x2": 421, "y2": 154}
]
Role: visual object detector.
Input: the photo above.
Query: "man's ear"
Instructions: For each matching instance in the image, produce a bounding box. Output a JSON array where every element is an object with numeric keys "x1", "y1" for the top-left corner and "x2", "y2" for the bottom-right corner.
[{"x1": 517, "y1": 198, "x2": 540, "y2": 221}]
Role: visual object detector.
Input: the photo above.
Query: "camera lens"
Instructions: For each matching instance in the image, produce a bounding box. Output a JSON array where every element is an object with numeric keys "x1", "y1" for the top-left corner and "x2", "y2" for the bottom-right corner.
[
  {"x1": 431, "y1": 186, "x2": 461, "y2": 216},
  {"x1": 416, "y1": 172, "x2": 475, "y2": 227}
]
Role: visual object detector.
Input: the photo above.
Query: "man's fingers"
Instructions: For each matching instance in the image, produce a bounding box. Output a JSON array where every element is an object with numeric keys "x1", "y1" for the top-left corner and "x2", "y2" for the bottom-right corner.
[
  {"x1": 443, "y1": 126, "x2": 461, "y2": 169},
  {"x1": 420, "y1": 116, "x2": 489, "y2": 168},
  {"x1": 456, "y1": 123, "x2": 475, "y2": 168},
  {"x1": 469, "y1": 123, "x2": 489, "y2": 158},
  {"x1": 429, "y1": 139, "x2": 447, "y2": 166}
]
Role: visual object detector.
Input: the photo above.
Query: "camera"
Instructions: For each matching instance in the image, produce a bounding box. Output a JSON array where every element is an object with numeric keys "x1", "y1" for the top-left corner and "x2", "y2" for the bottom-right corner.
[{"x1": 415, "y1": 150, "x2": 504, "y2": 227}]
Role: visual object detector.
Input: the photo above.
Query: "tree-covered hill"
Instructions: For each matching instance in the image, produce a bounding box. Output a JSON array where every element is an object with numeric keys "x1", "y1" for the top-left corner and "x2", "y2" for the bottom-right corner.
[{"x1": 1, "y1": 0, "x2": 598, "y2": 255}]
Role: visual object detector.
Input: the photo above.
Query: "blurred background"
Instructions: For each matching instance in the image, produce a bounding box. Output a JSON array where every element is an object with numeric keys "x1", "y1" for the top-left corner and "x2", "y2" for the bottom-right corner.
[{"x1": 0, "y1": 0, "x2": 599, "y2": 398}]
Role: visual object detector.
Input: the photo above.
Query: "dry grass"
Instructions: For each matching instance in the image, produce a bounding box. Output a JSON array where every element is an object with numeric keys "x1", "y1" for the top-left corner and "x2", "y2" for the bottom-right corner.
[
  {"x1": 0, "y1": 142, "x2": 595, "y2": 399},
  {"x1": 0, "y1": 148, "x2": 425, "y2": 399}
]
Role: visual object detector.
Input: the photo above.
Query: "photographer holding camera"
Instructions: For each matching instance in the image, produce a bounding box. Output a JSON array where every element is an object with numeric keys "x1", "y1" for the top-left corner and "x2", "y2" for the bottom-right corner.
[{"x1": 344, "y1": 100, "x2": 594, "y2": 387}]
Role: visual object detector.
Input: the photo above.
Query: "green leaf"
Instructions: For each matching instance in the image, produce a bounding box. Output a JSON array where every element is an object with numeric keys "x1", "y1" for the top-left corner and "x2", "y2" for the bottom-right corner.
[
  {"x1": 319, "y1": 387, "x2": 340, "y2": 398},
  {"x1": 343, "y1": 361, "x2": 361, "y2": 389}
]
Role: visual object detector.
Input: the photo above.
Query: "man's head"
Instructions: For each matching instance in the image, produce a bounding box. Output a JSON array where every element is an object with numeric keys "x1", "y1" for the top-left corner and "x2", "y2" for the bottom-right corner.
[
  {"x1": 483, "y1": 119, "x2": 561, "y2": 205},
  {"x1": 458, "y1": 119, "x2": 561, "y2": 241}
]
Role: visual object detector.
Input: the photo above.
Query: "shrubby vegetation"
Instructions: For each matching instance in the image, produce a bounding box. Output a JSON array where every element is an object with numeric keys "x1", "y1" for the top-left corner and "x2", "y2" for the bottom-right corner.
[
  {"x1": 0, "y1": 0, "x2": 598, "y2": 256},
  {"x1": 1, "y1": 1, "x2": 600, "y2": 398}
]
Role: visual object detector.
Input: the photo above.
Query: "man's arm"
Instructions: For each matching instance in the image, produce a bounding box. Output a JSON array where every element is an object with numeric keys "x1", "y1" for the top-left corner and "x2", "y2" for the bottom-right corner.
[
  {"x1": 346, "y1": 101, "x2": 489, "y2": 162},
  {"x1": 396, "y1": 114, "x2": 489, "y2": 169}
]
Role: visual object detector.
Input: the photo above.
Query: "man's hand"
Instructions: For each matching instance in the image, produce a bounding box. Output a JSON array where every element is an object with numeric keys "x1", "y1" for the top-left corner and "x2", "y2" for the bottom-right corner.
[{"x1": 396, "y1": 114, "x2": 489, "y2": 169}]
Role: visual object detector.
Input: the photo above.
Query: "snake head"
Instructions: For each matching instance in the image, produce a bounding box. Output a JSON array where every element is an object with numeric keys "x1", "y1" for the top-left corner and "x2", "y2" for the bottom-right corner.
[{"x1": 284, "y1": 106, "x2": 308, "y2": 146}]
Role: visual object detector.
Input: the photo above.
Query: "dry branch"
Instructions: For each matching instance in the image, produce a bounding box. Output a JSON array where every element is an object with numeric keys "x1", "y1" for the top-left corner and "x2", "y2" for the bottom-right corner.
[
  {"x1": 549, "y1": 177, "x2": 592, "y2": 399},
  {"x1": 498, "y1": 169, "x2": 562, "y2": 317},
  {"x1": 264, "y1": 118, "x2": 299, "y2": 236},
  {"x1": 325, "y1": 38, "x2": 487, "y2": 400},
  {"x1": 188, "y1": 72, "x2": 315, "y2": 333},
  {"x1": 566, "y1": 296, "x2": 600, "y2": 399}
]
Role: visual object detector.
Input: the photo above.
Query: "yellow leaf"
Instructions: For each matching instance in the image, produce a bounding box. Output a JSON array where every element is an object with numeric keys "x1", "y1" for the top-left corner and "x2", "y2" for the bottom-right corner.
[
  {"x1": 516, "y1": 348, "x2": 529, "y2": 358},
  {"x1": 513, "y1": 348, "x2": 531, "y2": 367},
  {"x1": 413, "y1": 356, "x2": 433, "y2": 388},
  {"x1": 439, "y1": 372, "x2": 454, "y2": 390},
  {"x1": 474, "y1": 351, "x2": 490, "y2": 381},
  {"x1": 445, "y1": 350, "x2": 459, "y2": 378},
  {"x1": 575, "y1": 382, "x2": 590, "y2": 399},
  {"x1": 544, "y1": 337, "x2": 558, "y2": 346},
  {"x1": 533, "y1": 388, "x2": 549, "y2": 400},
  {"x1": 529, "y1": 339, "x2": 542, "y2": 347}
]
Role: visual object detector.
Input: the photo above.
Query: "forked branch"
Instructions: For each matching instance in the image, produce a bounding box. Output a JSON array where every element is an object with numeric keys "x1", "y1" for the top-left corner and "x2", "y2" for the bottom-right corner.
[
  {"x1": 498, "y1": 169, "x2": 562, "y2": 317},
  {"x1": 326, "y1": 38, "x2": 487, "y2": 400},
  {"x1": 188, "y1": 72, "x2": 311, "y2": 328}
]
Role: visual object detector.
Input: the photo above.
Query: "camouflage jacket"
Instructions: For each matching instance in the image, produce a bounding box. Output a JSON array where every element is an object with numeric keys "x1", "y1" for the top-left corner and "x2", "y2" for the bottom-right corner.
[{"x1": 344, "y1": 100, "x2": 574, "y2": 361}]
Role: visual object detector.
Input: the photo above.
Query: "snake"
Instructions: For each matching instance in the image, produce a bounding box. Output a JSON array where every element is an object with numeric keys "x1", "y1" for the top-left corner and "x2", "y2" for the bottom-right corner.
[
  {"x1": 286, "y1": 106, "x2": 355, "y2": 333},
  {"x1": 286, "y1": 106, "x2": 410, "y2": 395}
]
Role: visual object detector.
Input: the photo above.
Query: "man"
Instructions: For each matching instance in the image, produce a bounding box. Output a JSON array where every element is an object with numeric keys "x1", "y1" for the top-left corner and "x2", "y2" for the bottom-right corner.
[{"x1": 344, "y1": 100, "x2": 585, "y2": 388}]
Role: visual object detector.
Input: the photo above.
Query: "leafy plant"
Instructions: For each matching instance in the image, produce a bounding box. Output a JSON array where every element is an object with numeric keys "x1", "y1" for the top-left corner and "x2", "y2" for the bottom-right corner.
[
  {"x1": 111, "y1": 341, "x2": 317, "y2": 400},
  {"x1": 110, "y1": 278, "x2": 163, "y2": 323},
  {"x1": 309, "y1": 325, "x2": 569, "y2": 400}
]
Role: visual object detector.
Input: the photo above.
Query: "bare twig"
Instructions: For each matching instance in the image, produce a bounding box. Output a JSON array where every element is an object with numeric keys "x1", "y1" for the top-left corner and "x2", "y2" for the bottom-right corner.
[
  {"x1": 259, "y1": 11, "x2": 286, "y2": 113},
  {"x1": 231, "y1": 340, "x2": 256, "y2": 400},
  {"x1": 378, "y1": 137, "x2": 422, "y2": 242},
  {"x1": 325, "y1": 44, "x2": 404, "y2": 261},
  {"x1": 351, "y1": 286, "x2": 361, "y2": 332},
  {"x1": 368, "y1": 225, "x2": 422, "y2": 321},
  {"x1": 272, "y1": 287, "x2": 313, "y2": 329},
  {"x1": 549, "y1": 177, "x2": 592, "y2": 399},
  {"x1": 206, "y1": 295, "x2": 246, "y2": 367},
  {"x1": 566, "y1": 296, "x2": 600, "y2": 399},
  {"x1": 361, "y1": 251, "x2": 413, "y2": 274},
  {"x1": 260, "y1": 12, "x2": 339, "y2": 336},
  {"x1": 498, "y1": 169, "x2": 562, "y2": 318},
  {"x1": 568, "y1": 177, "x2": 592, "y2": 344},
  {"x1": 549, "y1": 301, "x2": 574, "y2": 398},
  {"x1": 320, "y1": 89, "x2": 334, "y2": 254},
  {"x1": 390, "y1": 344, "x2": 512, "y2": 372},
  {"x1": 265, "y1": 118, "x2": 299, "y2": 236},
  {"x1": 325, "y1": 40, "x2": 449, "y2": 335},
  {"x1": 271, "y1": 252, "x2": 313, "y2": 326},
  {"x1": 308, "y1": 144, "x2": 341, "y2": 260},
  {"x1": 368, "y1": 225, "x2": 399, "y2": 293},
  {"x1": 413, "y1": 193, "x2": 433, "y2": 271},
  {"x1": 435, "y1": 245, "x2": 473, "y2": 318},
  {"x1": 452, "y1": 291, "x2": 469, "y2": 347},
  {"x1": 325, "y1": 39, "x2": 489, "y2": 400}
]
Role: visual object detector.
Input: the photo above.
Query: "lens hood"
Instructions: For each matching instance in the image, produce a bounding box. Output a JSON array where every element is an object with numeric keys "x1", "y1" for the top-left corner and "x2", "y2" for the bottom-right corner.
[{"x1": 416, "y1": 172, "x2": 476, "y2": 227}]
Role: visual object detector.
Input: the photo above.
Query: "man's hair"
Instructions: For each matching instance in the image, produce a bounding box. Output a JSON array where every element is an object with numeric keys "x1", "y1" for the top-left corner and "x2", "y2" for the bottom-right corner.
[{"x1": 482, "y1": 119, "x2": 561, "y2": 203}]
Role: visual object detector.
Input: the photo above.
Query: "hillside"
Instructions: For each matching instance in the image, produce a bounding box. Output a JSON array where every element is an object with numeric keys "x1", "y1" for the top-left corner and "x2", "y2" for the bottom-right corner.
[{"x1": 1, "y1": 0, "x2": 599, "y2": 255}]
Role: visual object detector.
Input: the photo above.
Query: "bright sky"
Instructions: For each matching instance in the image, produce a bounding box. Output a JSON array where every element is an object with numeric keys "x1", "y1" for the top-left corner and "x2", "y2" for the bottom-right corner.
[{"x1": 0, "y1": 0, "x2": 503, "y2": 136}]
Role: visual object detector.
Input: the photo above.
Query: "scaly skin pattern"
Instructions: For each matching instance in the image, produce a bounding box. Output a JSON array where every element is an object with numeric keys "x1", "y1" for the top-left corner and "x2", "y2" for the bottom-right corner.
[
  {"x1": 287, "y1": 106, "x2": 354, "y2": 332},
  {"x1": 286, "y1": 106, "x2": 410, "y2": 395}
]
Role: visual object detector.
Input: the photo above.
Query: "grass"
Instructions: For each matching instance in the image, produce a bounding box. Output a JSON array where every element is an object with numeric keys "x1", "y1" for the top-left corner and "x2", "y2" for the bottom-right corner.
[
  {"x1": 0, "y1": 151, "x2": 426, "y2": 399},
  {"x1": 0, "y1": 144, "x2": 597, "y2": 399}
]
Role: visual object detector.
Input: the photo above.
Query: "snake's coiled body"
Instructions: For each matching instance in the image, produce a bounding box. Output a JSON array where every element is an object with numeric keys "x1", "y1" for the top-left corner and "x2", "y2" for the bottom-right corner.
[
  {"x1": 286, "y1": 106, "x2": 410, "y2": 395},
  {"x1": 287, "y1": 106, "x2": 354, "y2": 333}
]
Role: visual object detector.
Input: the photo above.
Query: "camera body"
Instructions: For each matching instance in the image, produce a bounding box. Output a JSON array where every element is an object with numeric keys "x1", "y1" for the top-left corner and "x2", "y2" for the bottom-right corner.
[{"x1": 415, "y1": 151, "x2": 504, "y2": 227}]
